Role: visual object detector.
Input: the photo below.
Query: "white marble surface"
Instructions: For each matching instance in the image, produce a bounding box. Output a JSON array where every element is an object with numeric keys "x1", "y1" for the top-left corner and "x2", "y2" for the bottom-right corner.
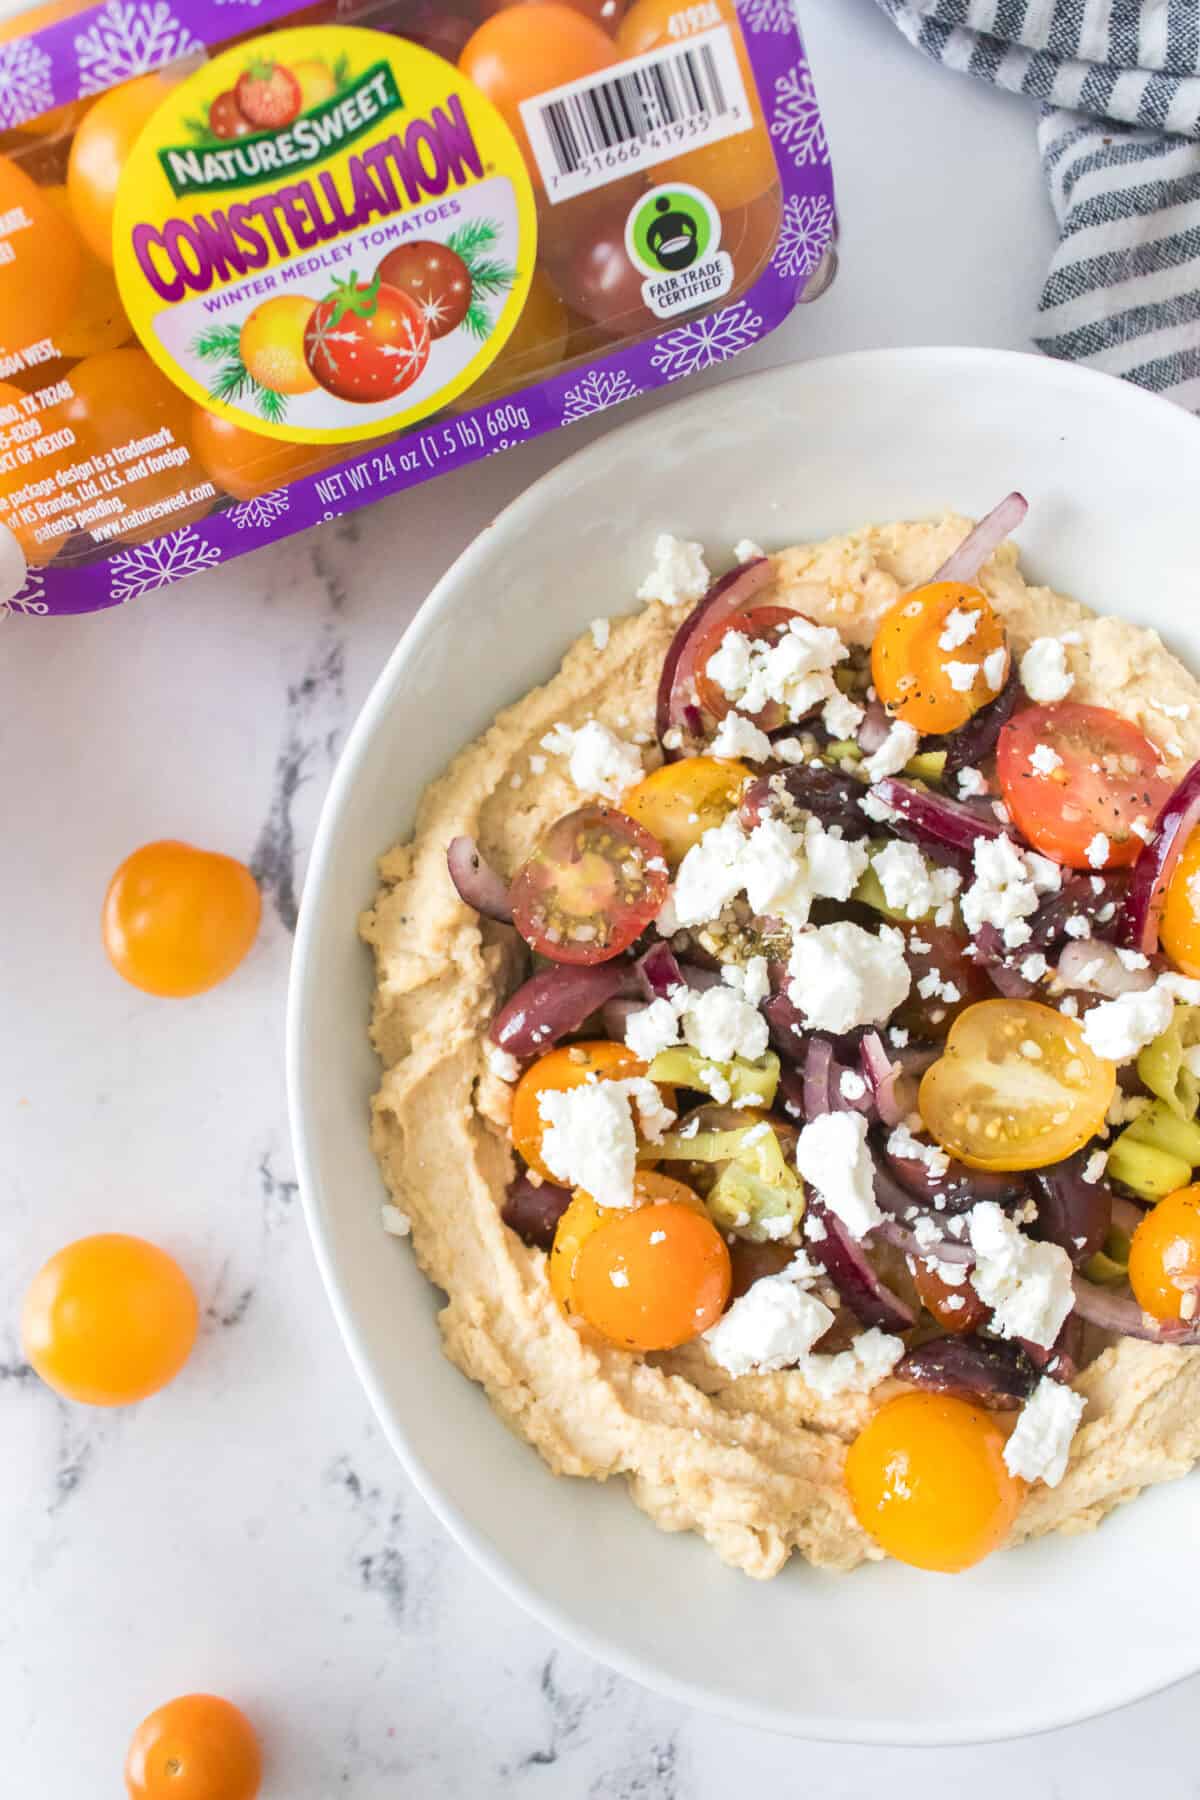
[{"x1": 5, "y1": 0, "x2": 1198, "y2": 1790}]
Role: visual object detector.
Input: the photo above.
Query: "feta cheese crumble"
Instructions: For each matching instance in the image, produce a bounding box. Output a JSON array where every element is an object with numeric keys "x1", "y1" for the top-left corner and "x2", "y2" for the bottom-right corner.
[
  {"x1": 1085, "y1": 831, "x2": 1110, "y2": 870},
  {"x1": 871, "y1": 839, "x2": 961, "y2": 921},
  {"x1": 1081, "y1": 981, "x2": 1175, "y2": 1063},
  {"x1": 709, "y1": 709, "x2": 773, "y2": 763},
  {"x1": 537, "y1": 1079, "x2": 675, "y2": 1209},
  {"x1": 968, "y1": 1203, "x2": 1074, "y2": 1349},
  {"x1": 703, "y1": 614, "x2": 848, "y2": 725},
  {"x1": 623, "y1": 992, "x2": 687, "y2": 1064},
  {"x1": 540, "y1": 720, "x2": 643, "y2": 802},
  {"x1": 822, "y1": 688, "x2": 866, "y2": 739},
  {"x1": 1020, "y1": 637, "x2": 1074, "y2": 703},
  {"x1": 887, "y1": 1120, "x2": 950, "y2": 1179},
  {"x1": 703, "y1": 1255, "x2": 834, "y2": 1376},
  {"x1": 1003, "y1": 1379, "x2": 1086, "y2": 1487},
  {"x1": 669, "y1": 812, "x2": 868, "y2": 934},
  {"x1": 938, "y1": 606, "x2": 980, "y2": 651},
  {"x1": 943, "y1": 659, "x2": 980, "y2": 693},
  {"x1": 484, "y1": 1042, "x2": 522, "y2": 1083},
  {"x1": 734, "y1": 537, "x2": 765, "y2": 563},
  {"x1": 589, "y1": 617, "x2": 610, "y2": 650},
  {"x1": 862, "y1": 718, "x2": 920, "y2": 783},
  {"x1": 786, "y1": 920, "x2": 911, "y2": 1034},
  {"x1": 983, "y1": 647, "x2": 1008, "y2": 692},
  {"x1": 957, "y1": 767, "x2": 988, "y2": 799},
  {"x1": 381, "y1": 1203, "x2": 412, "y2": 1237},
  {"x1": 794, "y1": 1328, "x2": 905, "y2": 1397},
  {"x1": 794, "y1": 1112, "x2": 881, "y2": 1240},
  {"x1": 960, "y1": 834, "x2": 1046, "y2": 950},
  {"x1": 723, "y1": 954, "x2": 770, "y2": 1005},
  {"x1": 1029, "y1": 742, "x2": 1062, "y2": 776},
  {"x1": 636, "y1": 533, "x2": 710, "y2": 608},
  {"x1": 682, "y1": 984, "x2": 769, "y2": 1063}
]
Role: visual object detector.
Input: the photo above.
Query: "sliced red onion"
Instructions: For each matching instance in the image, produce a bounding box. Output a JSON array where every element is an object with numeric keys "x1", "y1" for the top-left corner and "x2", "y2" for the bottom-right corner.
[
  {"x1": 803, "y1": 1035, "x2": 836, "y2": 1119},
  {"x1": 1110, "y1": 1193, "x2": 1148, "y2": 1238},
  {"x1": 636, "y1": 941, "x2": 684, "y2": 999},
  {"x1": 926, "y1": 666, "x2": 1025, "y2": 777},
  {"x1": 856, "y1": 698, "x2": 890, "y2": 754},
  {"x1": 860, "y1": 1031, "x2": 909, "y2": 1127},
  {"x1": 656, "y1": 558, "x2": 774, "y2": 756},
  {"x1": 1056, "y1": 939, "x2": 1155, "y2": 998},
  {"x1": 501, "y1": 1172, "x2": 571, "y2": 1251},
  {"x1": 740, "y1": 763, "x2": 873, "y2": 839},
  {"x1": 897, "y1": 1333, "x2": 1036, "y2": 1410},
  {"x1": 447, "y1": 835, "x2": 513, "y2": 923},
  {"x1": 762, "y1": 991, "x2": 808, "y2": 1061},
  {"x1": 806, "y1": 1202, "x2": 917, "y2": 1332},
  {"x1": 873, "y1": 1216, "x2": 974, "y2": 1264},
  {"x1": 778, "y1": 1063, "x2": 805, "y2": 1120},
  {"x1": 1120, "y1": 758, "x2": 1200, "y2": 954},
  {"x1": 1020, "y1": 1313, "x2": 1084, "y2": 1385},
  {"x1": 927, "y1": 492, "x2": 1028, "y2": 587},
  {"x1": 1028, "y1": 1152, "x2": 1113, "y2": 1266},
  {"x1": 1071, "y1": 1276, "x2": 1200, "y2": 1345},
  {"x1": 489, "y1": 960, "x2": 637, "y2": 1058},
  {"x1": 874, "y1": 777, "x2": 1006, "y2": 855}
]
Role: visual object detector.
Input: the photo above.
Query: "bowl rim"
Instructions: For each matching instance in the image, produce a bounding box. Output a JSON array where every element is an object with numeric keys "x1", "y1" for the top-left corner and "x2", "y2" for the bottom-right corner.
[{"x1": 286, "y1": 345, "x2": 1200, "y2": 1745}]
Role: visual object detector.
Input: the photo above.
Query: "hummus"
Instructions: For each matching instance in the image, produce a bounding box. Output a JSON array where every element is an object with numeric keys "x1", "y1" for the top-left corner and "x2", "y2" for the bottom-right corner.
[{"x1": 362, "y1": 514, "x2": 1200, "y2": 1578}]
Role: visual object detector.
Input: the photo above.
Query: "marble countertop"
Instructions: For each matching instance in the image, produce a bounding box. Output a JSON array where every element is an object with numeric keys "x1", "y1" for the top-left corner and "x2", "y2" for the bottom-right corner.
[{"x1": 5, "y1": 0, "x2": 1197, "y2": 1791}]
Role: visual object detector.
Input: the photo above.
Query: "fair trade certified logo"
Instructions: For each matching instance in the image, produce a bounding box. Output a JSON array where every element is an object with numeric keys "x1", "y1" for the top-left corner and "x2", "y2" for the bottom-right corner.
[{"x1": 624, "y1": 183, "x2": 732, "y2": 321}]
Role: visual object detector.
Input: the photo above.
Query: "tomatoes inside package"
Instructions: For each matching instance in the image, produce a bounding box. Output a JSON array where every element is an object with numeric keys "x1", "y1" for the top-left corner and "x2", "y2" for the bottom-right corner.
[{"x1": 0, "y1": 0, "x2": 836, "y2": 616}]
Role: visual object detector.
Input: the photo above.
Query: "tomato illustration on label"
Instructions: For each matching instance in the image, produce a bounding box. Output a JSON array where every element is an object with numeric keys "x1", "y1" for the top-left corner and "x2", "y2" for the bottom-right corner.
[
  {"x1": 304, "y1": 271, "x2": 430, "y2": 402},
  {"x1": 111, "y1": 24, "x2": 537, "y2": 445}
]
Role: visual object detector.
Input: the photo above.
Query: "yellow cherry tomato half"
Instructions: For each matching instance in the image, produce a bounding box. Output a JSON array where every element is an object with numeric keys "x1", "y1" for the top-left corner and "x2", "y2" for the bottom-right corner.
[
  {"x1": 512, "y1": 1040, "x2": 664, "y2": 1181},
  {"x1": 67, "y1": 73, "x2": 170, "y2": 265},
  {"x1": 918, "y1": 998, "x2": 1115, "y2": 1172},
  {"x1": 0, "y1": 153, "x2": 81, "y2": 352},
  {"x1": 845, "y1": 1390, "x2": 1026, "y2": 1572},
  {"x1": 1128, "y1": 1184, "x2": 1200, "y2": 1323},
  {"x1": 622, "y1": 756, "x2": 751, "y2": 869},
  {"x1": 125, "y1": 1693, "x2": 262, "y2": 1800},
  {"x1": 103, "y1": 840, "x2": 261, "y2": 998},
  {"x1": 22, "y1": 1234, "x2": 198, "y2": 1407},
  {"x1": 1160, "y1": 826, "x2": 1200, "y2": 980},
  {"x1": 574, "y1": 1192, "x2": 731, "y2": 1350},
  {"x1": 871, "y1": 581, "x2": 1009, "y2": 735}
]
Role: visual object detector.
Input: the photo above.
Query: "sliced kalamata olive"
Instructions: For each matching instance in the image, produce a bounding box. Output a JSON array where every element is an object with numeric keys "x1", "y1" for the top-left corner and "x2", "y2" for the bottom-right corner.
[
  {"x1": 897, "y1": 1333, "x2": 1037, "y2": 1410},
  {"x1": 892, "y1": 926, "x2": 992, "y2": 1039},
  {"x1": 728, "y1": 1239, "x2": 795, "y2": 1301},
  {"x1": 880, "y1": 1138, "x2": 1025, "y2": 1217},
  {"x1": 922, "y1": 665, "x2": 1025, "y2": 777},
  {"x1": 739, "y1": 762, "x2": 873, "y2": 838},
  {"x1": 1024, "y1": 872, "x2": 1128, "y2": 951},
  {"x1": 489, "y1": 960, "x2": 638, "y2": 1058},
  {"x1": 1028, "y1": 1152, "x2": 1114, "y2": 1266},
  {"x1": 1020, "y1": 1312, "x2": 1085, "y2": 1385},
  {"x1": 501, "y1": 1172, "x2": 571, "y2": 1251},
  {"x1": 762, "y1": 990, "x2": 808, "y2": 1061}
]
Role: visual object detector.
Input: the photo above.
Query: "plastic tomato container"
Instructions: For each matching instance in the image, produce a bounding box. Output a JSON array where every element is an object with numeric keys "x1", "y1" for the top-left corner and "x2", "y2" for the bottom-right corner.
[{"x1": 0, "y1": 0, "x2": 836, "y2": 617}]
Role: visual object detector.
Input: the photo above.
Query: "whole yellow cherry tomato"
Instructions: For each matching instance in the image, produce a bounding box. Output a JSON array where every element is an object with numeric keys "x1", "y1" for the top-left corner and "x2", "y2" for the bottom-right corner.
[
  {"x1": 125, "y1": 1693, "x2": 262, "y2": 1800},
  {"x1": 67, "y1": 74, "x2": 170, "y2": 265},
  {"x1": 22, "y1": 1234, "x2": 198, "y2": 1406},
  {"x1": 845, "y1": 1390, "x2": 1026, "y2": 1572},
  {"x1": 0, "y1": 153, "x2": 82, "y2": 353},
  {"x1": 1129, "y1": 1184, "x2": 1200, "y2": 1323},
  {"x1": 103, "y1": 840, "x2": 261, "y2": 998}
]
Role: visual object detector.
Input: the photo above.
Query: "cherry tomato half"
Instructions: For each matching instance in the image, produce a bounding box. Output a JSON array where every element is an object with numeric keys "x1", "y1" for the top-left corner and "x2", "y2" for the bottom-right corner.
[
  {"x1": 918, "y1": 998, "x2": 1116, "y2": 1172},
  {"x1": 996, "y1": 701, "x2": 1171, "y2": 871},
  {"x1": 871, "y1": 581, "x2": 1009, "y2": 735},
  {"x1": 913, "y1": 1260, "x2": 989, "y2": 1334},
  {"x1": 511, "y1": 804, "x2": 669, "y2": 963},
  {"x1": 1160, "y1": 826, "x2": 1200, "y2": 979},
  {"x1": 622, "y1": 755, "x2": 750, "y2": 869},
  {"x1": 459, "y1": 3, "x2": 619, "y2": 190},
  {"x1": 103, "y1": 840, "x2": 261, "y2": 998},
  {"x1": 574, "y1": 1194, "x2": 731, "y2": 1349},
  {"x1": 67, "y1": 74, "x2": 170, "y2": 265},
  {"x1": 22, "y1": 1234, "x2": 198, "y2": 1406},
  {"x1": 845, "y1": 1390, "x2": 1025, "y2": 1571},
  {"x1": 1128, "y1": 1184, "x2": 1200, "y2": 1324},
  {"x1": 511, "y1": 1039, "x2": 672, "y2": 1180},
  {"x1": 693, "y1": 604, "x2": 803, "y2": 731},
  {"x1": 125, "y1": 1693, "x2": 262, "y2": 1800}
]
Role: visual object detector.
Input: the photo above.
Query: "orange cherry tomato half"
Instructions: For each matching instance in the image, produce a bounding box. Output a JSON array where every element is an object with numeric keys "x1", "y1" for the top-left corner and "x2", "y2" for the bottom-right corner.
[
  {"x1": 0, "y1": 153, "x2": 82, "y2": 352},
  {"x1": 996, "y1": 701, "x2": 1171, "y2": 872},
  {"x1": 512, "y1": 1039, "x2": 650, "y2": 1180},
  {"x1": 919, "y1": 998, "x2": 1116, "y2": 1173},
  {"x1": 573, "y1": 1191, "x2": 731, "y2": 1349},
  {"x1": 622, "y1": 755, "x2": 750, "y2": 869},
  {"x1": 510, "y1": 804, "x2": 669, "y2": 964},
  {"x1": 845, "y1": 1390, "x2": 1025, "y2": 1571},
  {"x1": 103, "y1": 840, "x2": 261, "y2": 998},
  {"x1": 67, "y1": 73, "x2": 171, "y2": 265},
  {"x1": 22, "y1": 1234, "x2": 198, "y2": 1407},
  {"x1": 1128, "y1": 1184, "x2": 1200, "y2": 1324},
  {"x1": 871, "y1": 581, "x2": 1008, "y2": 735},
  {"x1": 913, "y1": 1260, "x2": 989, "y2": 1334},
  {"x1": 1160, "y1": 826, "x2": 1200, "y2": 979},
  {"x1": 459, "y1": 3, "x2": 619, "y2": 190},
  {"x1": 693, "y1": 604, "x2": 803, "y2": 731},
  {"x1": 125, "y1": 1693, "x2": 262, "y2": 1800}
]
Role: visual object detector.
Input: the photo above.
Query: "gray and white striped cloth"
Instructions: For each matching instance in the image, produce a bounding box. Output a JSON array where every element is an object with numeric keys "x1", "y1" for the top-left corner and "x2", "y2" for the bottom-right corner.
[{"x1": 874, "y1": 0, "x2": 1200, "y2": 411}]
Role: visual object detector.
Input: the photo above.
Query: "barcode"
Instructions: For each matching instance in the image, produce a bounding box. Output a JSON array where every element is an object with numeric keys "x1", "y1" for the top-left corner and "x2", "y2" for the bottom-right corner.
[{"x1": 520, "y1": 26, "x2": 753, "y2": 204}]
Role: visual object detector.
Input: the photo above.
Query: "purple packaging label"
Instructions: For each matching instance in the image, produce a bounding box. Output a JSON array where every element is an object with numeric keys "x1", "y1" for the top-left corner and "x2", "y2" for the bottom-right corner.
[{"x1": 3, "y1": 0, "x2": 836, "y2": 619}]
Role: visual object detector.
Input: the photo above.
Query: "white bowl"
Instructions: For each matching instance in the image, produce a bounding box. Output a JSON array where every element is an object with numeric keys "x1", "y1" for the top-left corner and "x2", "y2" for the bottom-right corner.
[{"x1": 288, "y1": 348, "x2": 1200, "y2": 1744}]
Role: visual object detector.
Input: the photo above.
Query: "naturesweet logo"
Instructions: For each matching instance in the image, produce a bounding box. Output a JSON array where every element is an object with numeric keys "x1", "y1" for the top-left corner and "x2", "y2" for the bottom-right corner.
[{"x1": 159, "y1": 63, "x2": 403, "y2": 197}]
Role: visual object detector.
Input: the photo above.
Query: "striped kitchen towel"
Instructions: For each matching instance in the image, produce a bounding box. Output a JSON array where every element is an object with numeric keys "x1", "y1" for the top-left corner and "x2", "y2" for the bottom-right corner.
[{"x1": 874, "y1": 0, "x2": 1200, "y2": 411}]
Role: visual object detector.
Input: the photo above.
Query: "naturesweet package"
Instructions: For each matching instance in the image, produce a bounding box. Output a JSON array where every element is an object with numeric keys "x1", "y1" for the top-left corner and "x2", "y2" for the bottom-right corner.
[{"x1": 0, "y1": 0, "x2": 836, "y2": 615}]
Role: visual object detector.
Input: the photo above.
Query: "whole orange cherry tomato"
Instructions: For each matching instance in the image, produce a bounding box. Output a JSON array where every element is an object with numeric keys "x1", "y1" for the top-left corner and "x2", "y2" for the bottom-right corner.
[
  {"x1": 67, "y1": 74, "x2": 171, "y2": 264},
  {"x1": 189, "y1": 405, "x2": 324, "y2": 502},
  {"x1": 125, "y1": 1694, "x2": 262, "y2": 1800},
  {"x1": 0, "y1": 378, "x2": 81, "y2": 567},
  {"x1": 845, "y1": 1390, "x2": 1026, "y2": 1571},
  {"x1": 0, "y1": 153, "x2": 82, "y2": 352},
  {"x1": 1129, "y1": 1184, "x2": 1200, "y2": 1323},
  {"x1": 460, "y1": 3, "x2": 619, "y2": 189},
  {"x1": 44, "y1": 185, "x2": 133, "y2": 357},
  {"x1": 22, "y1": 1234, "x2": 198, "y2": 1406},
  {"x1": 103, "y1": 840, "x2": 261, "y2": 998},
  {"x1": 62, "y1": 348, "x2": 214, "y2": 542},
  {"x1": 572, "y1": 1192, "x2": 731, "y2": 1349}
]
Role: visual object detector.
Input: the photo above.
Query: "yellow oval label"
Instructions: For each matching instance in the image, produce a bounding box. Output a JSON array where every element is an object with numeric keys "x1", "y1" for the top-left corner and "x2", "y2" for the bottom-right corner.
[{"x1": 113, "y1": 26, "x2": 536, "y2": 444}]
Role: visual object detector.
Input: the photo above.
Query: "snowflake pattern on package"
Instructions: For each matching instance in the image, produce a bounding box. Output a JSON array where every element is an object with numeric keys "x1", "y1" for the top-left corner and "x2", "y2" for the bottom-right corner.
[
  {"x1": 0, "y1": 568, "x2": 50, "y2": 623},
  {"x1": 649, "y1": 303, "x2": 765, "y2": 381},
  {"x1": 228, "y1": 490, "x2": 290, "y2": 531},
  {"x1": 74, "y1": 0, "x2": 203, "y2": 94},
  {"x1": 107, "y1": 528, "x2": 222, "y2": 603},
  {"x1": 560, "y1": 368, "x2": 644, "y2": 425},
  {"x1": 773, "y1": 193, "x2": 836, "y2": 281},
  {"x1": 734, "y1": 0, "x2": 795, "y2": 33},
  {"x1": 0, "y1": 39, "x2": 54, "y2": 128},
  {"x1": 770, "y1": 64, "x2": 830, "y2": 170}
]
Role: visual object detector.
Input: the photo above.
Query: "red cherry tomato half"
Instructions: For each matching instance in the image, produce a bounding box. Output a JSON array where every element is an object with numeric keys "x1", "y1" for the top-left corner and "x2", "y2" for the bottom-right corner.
[
  {"x1": 510, "y1": 804, "x2": 669, "y2": 963},
  {"x1": 996, "y1": 702, "x2": 1171, "y2": 871},
  {"x1": 693, "y1": 605, "x2": 800, "y2": 731}
]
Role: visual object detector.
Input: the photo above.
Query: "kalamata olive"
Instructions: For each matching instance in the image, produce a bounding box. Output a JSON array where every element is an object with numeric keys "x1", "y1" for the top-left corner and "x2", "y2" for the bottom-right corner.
[
  {"x1": 728, "y1": 1239, "x2": 793, "y2": 1301},
  {"x1": 897, "y1": 1334, "x2": 1037, "y2": 1410},
  {"x1": 502, "y1": 1171, "x2": 572, "y2": 1250},
  {"x1": 891, "y1": 923, "x2": 992, "y2": 1040},
  {"x1": 739, "y1": 765, "x2": 873, "y2": 838}
]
